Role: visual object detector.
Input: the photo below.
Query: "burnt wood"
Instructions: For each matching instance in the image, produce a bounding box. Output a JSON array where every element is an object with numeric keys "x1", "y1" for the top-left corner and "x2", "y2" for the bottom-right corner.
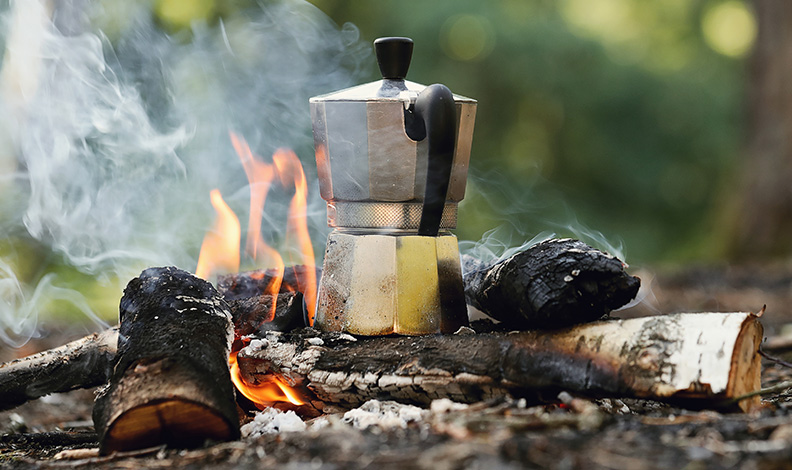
[
  {"x1": 238, "y1": 312, "x2": 763, "y2": 412},
  {"x1": 0, "y1": 292, "x2": 304, "y2": 412},
  {"x1": 228, "y1": 291, "x2": 305, "y2": 348},
  {"x1": 0, "y1": 312, "x2": 762, "y2": 414},
  {"x1": 0, "y1": 328, "x2": 117, "y2": 412},
  {"x1": 217, "y1": 265, "x2": 320, "y2": 301},
  {"x1": 92, "y1": 267, "x2": 240, "y2": 454},
  {"x1": 463, "y1": 238, "x2": 640, "y2": 328}
]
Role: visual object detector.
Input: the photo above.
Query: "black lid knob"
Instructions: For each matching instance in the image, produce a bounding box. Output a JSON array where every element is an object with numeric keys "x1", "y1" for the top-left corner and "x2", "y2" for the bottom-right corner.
[{"x1": 374, "y1": 37, "x2": 413, "y2": 80}]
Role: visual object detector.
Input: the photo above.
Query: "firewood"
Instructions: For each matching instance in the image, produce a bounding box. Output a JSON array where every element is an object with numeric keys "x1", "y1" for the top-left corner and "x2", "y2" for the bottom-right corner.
[
  {"x1": 228, "y1": 291, "x2": 305, "y2": 347},
  {"x1": 92, "y1": 267, "x2": 240, "y2": 454},
  {"x1": 0, "y1": 311, "x2": 763, "y2": 413},
  {"x1": 237, "y1": 312, "x2": 763, "y2": 412},
  {"x1": 0, "y1": 293, "x2": 304, "y2": 412},
  {"x1": 0, "y1": 328, "x2": 118, "y2": 412},
  {"x1": 217, "y1": 265, "x2": 320, "y2": 301},
  {"x1": 462, "y1": 238, "x2": 640, "y2": 328}
]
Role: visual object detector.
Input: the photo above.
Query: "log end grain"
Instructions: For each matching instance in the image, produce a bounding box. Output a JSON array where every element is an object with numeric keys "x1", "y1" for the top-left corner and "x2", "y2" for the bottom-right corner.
[
  {"x1": 103, "y1": 399, "x2": 234, "y2": 453},
  {"x1": 726, "y1": 313, "x2": 764, "y2": 412},
  {"x1": 95, "y1": 356, "x2": 241, "y2": 454}
]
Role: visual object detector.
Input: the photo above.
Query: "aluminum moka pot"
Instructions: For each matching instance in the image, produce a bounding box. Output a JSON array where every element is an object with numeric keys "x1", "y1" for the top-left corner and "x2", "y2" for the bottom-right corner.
[{"x1": 310, "y1": 37, "x2": 477, "y2": 335}]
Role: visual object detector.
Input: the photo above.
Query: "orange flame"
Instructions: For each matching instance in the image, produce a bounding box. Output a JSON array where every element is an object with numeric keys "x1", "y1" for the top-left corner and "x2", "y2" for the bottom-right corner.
[
  {"x1": 195, "y1": 189, "x2": 240, "y2": 280},
  {"x1": 196, "y1": 132, "x2": 318, "y2": 409},
  {"x1": 273, "y1": 148, "x2": 317, "y2": 326},
  {"x1": 231, "y1": 132, "x2": 285, "y2": 310},
  {"x1": 229, "y1": 351, "x2": 304, "y2": 407}
]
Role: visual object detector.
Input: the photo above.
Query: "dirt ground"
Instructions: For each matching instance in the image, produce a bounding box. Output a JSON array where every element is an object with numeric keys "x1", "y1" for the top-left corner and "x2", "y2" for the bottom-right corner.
[{"x1": 2, "y1": 264, "x2": 792, "y2": 469}]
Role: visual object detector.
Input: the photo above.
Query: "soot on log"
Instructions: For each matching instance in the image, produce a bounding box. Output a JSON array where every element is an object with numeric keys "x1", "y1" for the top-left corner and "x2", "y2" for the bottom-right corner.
[
  {"x1": 0, "y1": 328, "x2": 117, "y2": 412},
  {"x1": 217, "y1": 265, "x2": 320, "y2": 301},
  {"x1": 92, "y1": 267, "x2": 240, "y2": 454},
  {"x1": 238, "y1": 312, "x2": 763, "y2": 412},
  {"x1": 463, "y1": 238, "x2": 640, "y2": 329},
  {"x1": 227, "y1": 291, "x2": 305, "y2": 348}
]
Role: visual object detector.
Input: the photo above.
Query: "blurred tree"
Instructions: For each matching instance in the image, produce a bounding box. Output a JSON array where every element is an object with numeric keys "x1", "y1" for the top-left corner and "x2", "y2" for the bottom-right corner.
[
  {"x1": 730, "y1": 0, "x2": 792, "y2": 259},
  {"x1": 308, "y1": 0, "x2": 746, "y2": 263}
]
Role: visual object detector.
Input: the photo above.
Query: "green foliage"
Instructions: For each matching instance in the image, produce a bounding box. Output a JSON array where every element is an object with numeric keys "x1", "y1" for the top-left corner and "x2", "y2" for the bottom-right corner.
[{"x1": 308, "y1": 0, "x2": 746, "y2": 263}]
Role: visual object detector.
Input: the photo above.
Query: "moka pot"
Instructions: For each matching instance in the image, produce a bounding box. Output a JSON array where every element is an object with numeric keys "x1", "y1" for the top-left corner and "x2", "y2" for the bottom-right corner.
[{"x1": 309, "y1": 37, "x2": 477, "y2": 335}]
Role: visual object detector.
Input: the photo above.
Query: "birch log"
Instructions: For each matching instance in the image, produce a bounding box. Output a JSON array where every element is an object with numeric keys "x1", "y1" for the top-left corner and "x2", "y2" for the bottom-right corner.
[
  {"x1": 238, "y1": 312, "x2": 763, "y2": 412},
  {"x1": 0, "y1": 313, "x2": 763, "y2": 413}
]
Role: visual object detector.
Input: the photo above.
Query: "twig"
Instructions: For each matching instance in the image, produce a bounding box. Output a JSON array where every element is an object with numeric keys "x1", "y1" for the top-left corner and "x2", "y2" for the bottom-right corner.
[
  {"x1": 727, "y1": 380, "x2": 792, "y2": 405},
  {"x1": 759, "y1": 348, "x2": 792, "y2": 369},
  {"x1": 37, "y1": 444, "x2": 167, "y2": 467}
]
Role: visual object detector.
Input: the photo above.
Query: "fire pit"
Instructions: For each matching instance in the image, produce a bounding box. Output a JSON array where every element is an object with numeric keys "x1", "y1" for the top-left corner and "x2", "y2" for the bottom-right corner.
[{"x1": 2, "y1": 267, "x2": 792, "y2": 469}]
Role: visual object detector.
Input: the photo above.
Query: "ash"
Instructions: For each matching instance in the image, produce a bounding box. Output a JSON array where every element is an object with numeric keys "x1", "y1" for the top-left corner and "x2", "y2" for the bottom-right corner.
[
  {"x1": 240, "y1": 408, "x2": 306, "y2": 438},
  {"x1": 340, "y1": 400, "x2": 427, "y2": 430},
  {"x1": 242, "y1": 399, "x2": 429, "y2": 438}
]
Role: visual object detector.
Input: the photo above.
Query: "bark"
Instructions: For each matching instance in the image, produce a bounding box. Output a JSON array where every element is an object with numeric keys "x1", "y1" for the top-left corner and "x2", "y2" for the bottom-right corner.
[
  {"x1": 732, "y1": 0, "x2": 792, "y2": 258},
  {"x1": 238, "y1": 312, "x2": 763, "y2": 412},
  {"x1": 92, "y1": 267, "x2": 240, "y2": 454},
  {"x1": 0, "y1": 328, "x2": 117, "y2": 412},
  {"x1": 463, "y1": 238, "x2": 640, "y2": 328}
]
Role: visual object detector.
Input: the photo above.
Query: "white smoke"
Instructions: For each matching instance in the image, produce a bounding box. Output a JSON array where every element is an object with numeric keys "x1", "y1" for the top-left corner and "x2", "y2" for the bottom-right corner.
[
  {"x1": 0, "y1": 0, "x2": 368, "y2": 346},
  {"x1": 459, "y1": 227, "x2": 555, "y2": 265},
  {"x1": 459, "y1": 168, "x2": 626, "y2": 264},
  {"x1": 0, "y1": 258, "x2": 107, "y2": 348},
  {"x1": 21, "y1": 6, "x2": 190, "y2": 273}
]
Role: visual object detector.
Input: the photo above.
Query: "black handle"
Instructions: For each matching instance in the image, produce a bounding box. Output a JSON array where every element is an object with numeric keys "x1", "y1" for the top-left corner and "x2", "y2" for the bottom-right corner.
[
  {"x1": 374, "y1": 37, "x2": 413, "y2": 80},
  {"x1": 415, "y1": 84, "x2": 457, "y2": 237}
]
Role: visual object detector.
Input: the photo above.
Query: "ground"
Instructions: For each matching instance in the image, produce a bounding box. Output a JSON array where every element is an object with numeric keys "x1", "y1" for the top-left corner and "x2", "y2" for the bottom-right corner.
[{"x1": 2, "y1": 264, "x2": 792, "y2": 469}]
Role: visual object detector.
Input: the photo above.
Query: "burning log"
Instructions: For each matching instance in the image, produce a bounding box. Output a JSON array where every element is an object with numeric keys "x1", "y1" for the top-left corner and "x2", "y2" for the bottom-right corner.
[
  {"x1": 0, "y1": 292, "x2": 303, "y2": 413},
  {"x1": 217, "y1": 265, "x2": 320, "y2": 301},
  {"x1": 92, "y1": 267, "x2": 240, "y2": 454},
  {"x1": 0, "y1": 328, "x2": 118, "y2": 412},
  {"x1": 237, "y1": 312, "x2": 763, "y2": 412},
  {"x1": 228, "y1": 291, "x2": 305, "y2": 347},
  {"x1": 463, "y1": 238, "x2": 641, "y2": 328},
  {"x1": 0, "y1": 292, "x2": 305, "y2": 412}
]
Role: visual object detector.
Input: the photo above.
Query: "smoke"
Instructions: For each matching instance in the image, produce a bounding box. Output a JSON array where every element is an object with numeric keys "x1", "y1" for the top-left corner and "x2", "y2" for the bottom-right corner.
[
  {"x1": 0, "y1": 0, "x2": 368, "y2": 346},
  {"x1": 459, "y1": 167, "x2": 627, "y2": 264},
  {"x1": 0, "y1": 258, "x2": 108, "y2": 348}
]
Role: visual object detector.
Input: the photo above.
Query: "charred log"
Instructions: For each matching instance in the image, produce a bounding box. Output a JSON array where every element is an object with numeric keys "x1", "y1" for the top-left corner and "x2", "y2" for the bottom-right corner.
[
  {"x1": 92, "y1": 267, "x2": 240, "y2": 455},
  {"x1": 0, "y1": 328, "x2": 118, "y2": 412},
  {"x1": 462, "y1": 238, "x2": 641, "y2": 328},
  {"x1": 0, "y1": 313, "x2": 762, "y2": 414},
  {"x1": 238, "y1": 312, "x2": 762, "y2": 412},
  {"x1": 228, "y1": 291, "x2": 305, "y2": 348},
  {"x1": 217, "y1": 265, "x2": 320, "y2": 301}
]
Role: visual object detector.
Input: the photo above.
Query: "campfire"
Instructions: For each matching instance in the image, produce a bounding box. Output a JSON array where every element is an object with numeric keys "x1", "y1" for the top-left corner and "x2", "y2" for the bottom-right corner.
[
  {"x1": 198, "y1": 132, "x2": 316, "y2": 411},
  {"x1": 0, "y1": 31, "x2": 774, "y2": 467}
]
